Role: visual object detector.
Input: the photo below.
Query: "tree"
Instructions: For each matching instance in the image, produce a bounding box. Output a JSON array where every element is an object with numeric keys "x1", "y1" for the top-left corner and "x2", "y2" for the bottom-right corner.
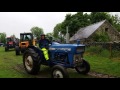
[
  {"x1": 0, "y1": 32, "x2": 6, "y2": 44},
  {"x1": 53, "y1": 23, "x2": 62, "y2": 39},
  {"x1": 53, "y1": 12, "x2": 120, "y2": 43},
  {"x1": 10, "y1": 34, "x2": 16, "y2": 38},
  {"x1": 92, "y1": 32, "x2": 110, "y2": 42},
  {"x1": 30, "y1": 26, "x2": 44, "y2": 40},
  {"x1": 90, "y1": 12, "x2": 113, "y2": 24},
  {"x1": 46, "y1": 32, "x2": 53, "y2": 41},
  {"x1": 111, "y1": 14, "x2": 120, "y2": 32},
  {"x1": 60, "y1": 12, "x2": 91, "y2": 37}
]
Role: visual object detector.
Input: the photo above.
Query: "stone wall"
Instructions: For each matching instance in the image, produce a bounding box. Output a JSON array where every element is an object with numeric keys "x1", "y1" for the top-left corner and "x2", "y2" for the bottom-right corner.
[
  {"x1": 88, "y1": 21, "x2": 120, "y2": 42},
  {"x1": 69, "y1": 20, "x2": 120, "y2": 44}
]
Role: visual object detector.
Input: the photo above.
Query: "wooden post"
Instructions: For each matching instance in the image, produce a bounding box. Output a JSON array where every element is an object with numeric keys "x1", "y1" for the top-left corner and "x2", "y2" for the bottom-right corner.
[{"x1": 109, "y1": 42, "x2": 112, "y2": 58}]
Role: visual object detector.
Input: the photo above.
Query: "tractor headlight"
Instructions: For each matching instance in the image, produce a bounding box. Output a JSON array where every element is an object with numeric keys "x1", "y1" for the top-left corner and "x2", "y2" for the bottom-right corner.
[
  {"x1": 73, "y1": 54, "x2": 83, "y2": 66},
  {"x1": 76, "y1": 46, "x2": 85, "y2": 53}
]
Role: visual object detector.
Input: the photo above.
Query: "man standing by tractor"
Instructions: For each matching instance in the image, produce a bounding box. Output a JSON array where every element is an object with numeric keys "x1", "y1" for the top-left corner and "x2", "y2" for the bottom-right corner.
[{"x1": 39, "y1": 34, "x2": 51, "y2": 61}]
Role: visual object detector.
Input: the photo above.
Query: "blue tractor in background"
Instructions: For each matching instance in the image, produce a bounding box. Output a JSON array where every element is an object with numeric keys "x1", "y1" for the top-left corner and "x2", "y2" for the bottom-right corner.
[{"x1": 23, "y1": 40, "x2": 90, "y2": 78}]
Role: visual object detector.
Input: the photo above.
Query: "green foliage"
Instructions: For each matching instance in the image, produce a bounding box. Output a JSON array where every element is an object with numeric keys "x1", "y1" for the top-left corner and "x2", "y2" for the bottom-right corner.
[
  {"x1": 53, "y1": 23, "x2": 62, "y2": 38},
  {"x1": 30, "y1": 26, "x2": 44, "y2": 40},
  {"x1": 53, "y1": 12, "x2": 120, "y2": 42},
  {"x1": 111, "y1": 14, "x2": 120, "y2": 32},
  {"x1": 0, "y1": 47, "x2": 92, "y2": 78},
  {"x1": 85, "y1": 46, "x2": 120, "y2": 77},
  {"x1": 60, "y1": 12, "x2": 91, "y2": 37},
  {"x1": 86, "y1": 46, "x2": 120, "y2": 58},
  {"x1": 100, "y1": 49, "x2": 110, "y2": 58},
  {"x1": 86, "y1": 46, "x2": 103, "y2": 55},
  {"x1": 112, "y1": 50, "x2": 120, "y2": 58},
  {"x1": 46, "y1": 33, "x2": 53, "y2": 41},
  {"x1": 90, "y1": 12, "x2": 112, "y2": 24},
  {"x1": 85, "y1": 54, "x2": 120, "y2": 77},
  {"x1": 86, "y1": 46, "x2": 110, "y2": 58},
  {"x1": 92, "y1": 32, "x2": 110, "y2": 42},
  {"x1": 0, "y1": 32, "x2": 6, "y2": 44}
]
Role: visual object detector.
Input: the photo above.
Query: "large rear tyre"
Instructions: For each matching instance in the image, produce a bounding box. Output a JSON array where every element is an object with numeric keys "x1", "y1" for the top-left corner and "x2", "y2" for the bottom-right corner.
[
  {"x1": 51, "y1": 65, "x2": 69, "y2": 78},
  {"x1": 23, "y1": 48, "x2": 40, "y2": 75},
  {"x1": 75, "y1": 60, "x2": 90, "y2": 74}
]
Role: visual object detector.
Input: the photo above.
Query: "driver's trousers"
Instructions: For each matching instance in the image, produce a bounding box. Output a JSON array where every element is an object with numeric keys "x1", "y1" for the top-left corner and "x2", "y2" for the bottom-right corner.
[{"x1": 41, "y1": 48, "x2": 49, "y2": 60}]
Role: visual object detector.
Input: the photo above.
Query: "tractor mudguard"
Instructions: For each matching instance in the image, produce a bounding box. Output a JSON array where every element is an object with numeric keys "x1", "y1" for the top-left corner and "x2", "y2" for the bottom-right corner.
[
  {"x1": 27, "y1": 46, "x2": 42, "y2": 54},
  {"x1": 26, "y1": 45, "x2": 44, "y2": 62}
]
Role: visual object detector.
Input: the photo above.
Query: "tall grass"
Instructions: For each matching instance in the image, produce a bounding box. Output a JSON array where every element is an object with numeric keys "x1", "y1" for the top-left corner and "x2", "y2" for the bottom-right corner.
[
  {"x1": 84, "y1": 46, "x2": 120, "y2": 77},
  {"x1": 86, "y1": 46, "x2": 120, "y2": 58}
]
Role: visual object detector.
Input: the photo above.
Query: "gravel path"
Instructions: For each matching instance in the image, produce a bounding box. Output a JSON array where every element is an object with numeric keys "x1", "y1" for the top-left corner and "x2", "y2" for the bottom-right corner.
[
  {"x1": 88, "y1": 72, "x2": 118, "y2": 78},
  {"x1": 12, "y1": 64, "x2": 118, "y2": 78}
]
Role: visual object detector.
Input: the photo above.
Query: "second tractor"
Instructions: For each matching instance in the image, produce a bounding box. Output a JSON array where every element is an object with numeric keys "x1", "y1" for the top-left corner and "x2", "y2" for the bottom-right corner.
[{"x1": 15, "y1": 33, "x2": 36, "y2": 55}]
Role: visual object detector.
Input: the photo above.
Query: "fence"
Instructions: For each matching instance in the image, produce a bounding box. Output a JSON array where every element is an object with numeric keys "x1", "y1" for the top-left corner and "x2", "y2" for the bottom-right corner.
[{"x1": 85, "y1": 42, "x2": 120, "y2": 57}]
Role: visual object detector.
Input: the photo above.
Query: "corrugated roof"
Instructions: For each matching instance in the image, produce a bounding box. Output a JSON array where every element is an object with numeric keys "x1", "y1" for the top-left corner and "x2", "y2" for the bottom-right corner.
[{"x1": 69, "y1": 20, "x2": 106, "y2": 41}]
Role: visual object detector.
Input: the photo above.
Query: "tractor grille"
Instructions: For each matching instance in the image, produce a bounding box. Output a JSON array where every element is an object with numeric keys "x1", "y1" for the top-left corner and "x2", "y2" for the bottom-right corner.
[
  {"x1": 73, "y1": 54, "x2": 83, "y2": 67},
  {"x1": 21, "y1": 43, "x2": 26, "y2": 45}
]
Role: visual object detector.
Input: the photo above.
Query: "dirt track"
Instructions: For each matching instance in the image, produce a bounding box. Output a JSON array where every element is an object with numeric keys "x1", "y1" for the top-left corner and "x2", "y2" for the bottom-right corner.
[
  {"x1": 88, "y1": 72, "x2": 117, "y2": 78},
  {"x1": 12, "y1": 64, "x2": 117, "y2": 78},
  {"x1": 12, "y1": 64, "x2": 50, "y2": 78}
]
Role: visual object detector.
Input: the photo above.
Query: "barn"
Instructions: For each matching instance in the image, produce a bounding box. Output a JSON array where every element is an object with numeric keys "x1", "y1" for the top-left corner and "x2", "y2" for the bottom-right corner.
[{"x1": 69, "y1": 20, "x2": 120, "y2": 44}]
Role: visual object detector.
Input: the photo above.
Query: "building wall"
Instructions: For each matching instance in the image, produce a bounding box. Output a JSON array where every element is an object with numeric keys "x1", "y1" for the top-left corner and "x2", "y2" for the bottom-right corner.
[
  {"x1": 70, "y1": 20, "x2": 120, "y2": 44},
  {"x1": 89, "y1": 21, "x2": 120, "y2": 42}
]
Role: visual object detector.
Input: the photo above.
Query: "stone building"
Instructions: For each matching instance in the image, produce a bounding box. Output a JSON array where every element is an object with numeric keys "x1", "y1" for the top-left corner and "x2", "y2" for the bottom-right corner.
[{"x1": 69, "y1": 20, "x2": 120, "y2": 44}]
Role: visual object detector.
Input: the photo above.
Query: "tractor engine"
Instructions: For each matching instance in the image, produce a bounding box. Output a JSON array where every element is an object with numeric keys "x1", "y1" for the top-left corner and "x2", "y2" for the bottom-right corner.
[
  {"x1": 49, "y1": 42, "x2": 85, "y2": 66},
  {"x1": 54, "y1": 52, "x2": 67, "y2": 61}
]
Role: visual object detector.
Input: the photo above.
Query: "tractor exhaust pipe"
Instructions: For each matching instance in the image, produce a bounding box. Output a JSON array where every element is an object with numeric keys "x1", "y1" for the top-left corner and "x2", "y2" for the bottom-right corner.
[{"x1": 77, "y1": 40, "x2": 80, "y2": 45}]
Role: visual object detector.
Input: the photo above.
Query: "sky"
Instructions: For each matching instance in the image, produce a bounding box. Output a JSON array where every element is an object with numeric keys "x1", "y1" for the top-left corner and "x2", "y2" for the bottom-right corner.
[{"x1": 0, "y1": 12, "x2": 119, "y2": 38}]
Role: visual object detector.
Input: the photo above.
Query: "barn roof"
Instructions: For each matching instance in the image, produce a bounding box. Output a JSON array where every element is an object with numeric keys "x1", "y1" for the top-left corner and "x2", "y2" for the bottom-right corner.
[{"x1": 69, "y1": 20, "x2": 106, "y2": 41}]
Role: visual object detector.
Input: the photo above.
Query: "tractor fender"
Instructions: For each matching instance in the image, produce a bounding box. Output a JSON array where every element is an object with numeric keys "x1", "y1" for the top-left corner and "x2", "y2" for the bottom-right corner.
[
  {"x1": 25, "y1": 45, "x2": 44, "y2": 62},
  {"x1": 27, "y1": 46, "x2": 42, "y2": 54}
]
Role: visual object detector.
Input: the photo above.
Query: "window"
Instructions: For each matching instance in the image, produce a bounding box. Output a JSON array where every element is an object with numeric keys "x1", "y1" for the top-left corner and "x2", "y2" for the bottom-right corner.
[
  {"x1": 105, "y1": 28, "x2": 108, "y2": 32},
  {"x1": 20, "y1": 34, "x2": 32, "y2": 41}
]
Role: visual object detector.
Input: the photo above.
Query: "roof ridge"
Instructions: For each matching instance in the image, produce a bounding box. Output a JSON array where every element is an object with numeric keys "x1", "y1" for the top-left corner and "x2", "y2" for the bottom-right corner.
[{"x1": 70, "y1": 20, "x2": 106, "y2": 41}]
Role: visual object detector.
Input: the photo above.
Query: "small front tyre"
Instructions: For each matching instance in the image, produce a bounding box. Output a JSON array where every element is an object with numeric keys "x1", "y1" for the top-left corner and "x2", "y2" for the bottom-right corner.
[
  {"x1": 51, "y1": 65, "x2": 69, "y2": 78},
  {"x1": 75, "y1": 60, "x2": 90, "y2": 74}
]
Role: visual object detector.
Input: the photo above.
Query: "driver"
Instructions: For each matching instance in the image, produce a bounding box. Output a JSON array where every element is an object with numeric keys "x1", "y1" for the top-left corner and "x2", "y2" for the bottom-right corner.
[
  {"x1": 25, "y1": 35, "x2": 29, "y2": 40},
  {"x1": 39, "y1": 34, "x2": 51, "y2": 61}
]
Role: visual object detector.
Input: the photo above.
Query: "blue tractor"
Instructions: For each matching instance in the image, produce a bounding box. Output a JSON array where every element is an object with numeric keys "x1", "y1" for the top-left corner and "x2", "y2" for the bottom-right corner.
[{"x1": 23, "y1": 41, "x2": 90, "y2": 78}]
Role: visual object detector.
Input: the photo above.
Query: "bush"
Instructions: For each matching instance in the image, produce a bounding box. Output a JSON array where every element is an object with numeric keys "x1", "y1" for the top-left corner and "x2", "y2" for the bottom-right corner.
[
  {"x1": 112, "y1": 50, "x2": 120, "y2": 58},
  {"x1": 86, "y1": 46, "x2": 120, "y2": 58},
  {"x1": 86, "y1": 46, "x2": 110, "y2": 58},
  {"x1": 100, "y1": 49, "x2": 110, "y2": 58},
  {"x1": 86, "y1": 46, "x2": 103, "y2": 55}
]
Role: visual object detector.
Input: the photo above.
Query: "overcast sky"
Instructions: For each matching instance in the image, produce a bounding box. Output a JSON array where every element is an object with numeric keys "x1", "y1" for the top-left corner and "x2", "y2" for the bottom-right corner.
[{"x1": 0, "y1": 12, "x2": 119, "y2": 38}]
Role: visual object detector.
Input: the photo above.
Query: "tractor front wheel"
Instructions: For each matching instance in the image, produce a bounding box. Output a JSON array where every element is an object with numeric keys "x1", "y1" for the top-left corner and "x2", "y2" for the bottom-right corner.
[
  {"x1": 5, "y1": 46, "x2": 9, "y2": 52},
  {"x1": 51, "y1": 65, "x2": 69, "y2": 78},
  {"x1": 23, "y1": 48, "x2": 40, "y2": 75},
  {"x1": 75, "y1": 60, "x2": 90, "y2": 74},
  {"x1": 15, "y1": 46, "x2": 20, "y2": 55}
]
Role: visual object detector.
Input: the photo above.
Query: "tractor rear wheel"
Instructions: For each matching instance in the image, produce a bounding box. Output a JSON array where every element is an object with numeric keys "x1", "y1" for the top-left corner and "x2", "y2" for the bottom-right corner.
[
  {"x1": 51, "y1": 65, "x2": 69, "y2": 78},
  {"x1": 15, "y1": 46, "x2": 20, "y2": 55},
  {"x1": 5, "y1": 46, "x2": 9, "y2": 52},
  {"x1": 23, "y1": 48, "x2": 40, "y2": 75},
  {"x1": 75, "y1": 60, "x2": 90, "y2": 74}
]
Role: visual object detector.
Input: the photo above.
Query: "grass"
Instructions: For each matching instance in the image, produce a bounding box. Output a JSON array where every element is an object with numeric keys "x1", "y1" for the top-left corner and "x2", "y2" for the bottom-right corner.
[
  {"x1": 0, "y1": 47, "x2": 92, "y2": 78},
  {"x1": 84, "y1": 46, "x2": 120, "y2": 77},
  {"x1": 1, "y1": 46, "x2": 120, "y2": 78}
]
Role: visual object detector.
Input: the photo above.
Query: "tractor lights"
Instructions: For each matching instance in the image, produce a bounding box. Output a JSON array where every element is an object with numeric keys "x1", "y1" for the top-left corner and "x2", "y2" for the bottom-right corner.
[
  {"x1": 73, "y1": 54, "x2": 83, "y2": 66},
  {"x1": 76, "y1": 46, "x2": 85, "y2": 53}
]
